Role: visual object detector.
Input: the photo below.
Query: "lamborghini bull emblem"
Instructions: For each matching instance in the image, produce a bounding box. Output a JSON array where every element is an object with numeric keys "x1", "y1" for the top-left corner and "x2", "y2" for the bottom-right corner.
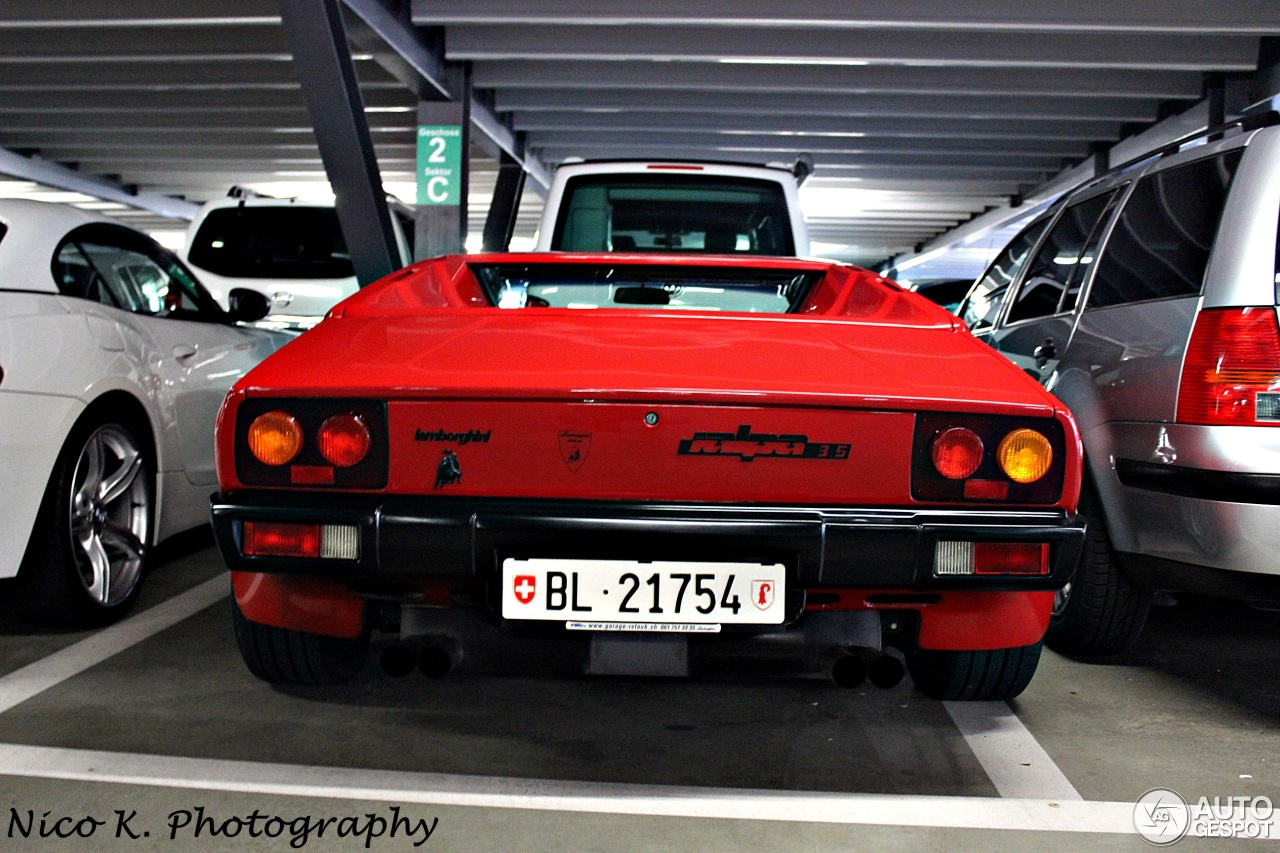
[{"x1": 434, "y1": 448, "x2": 462, "y2": 489}]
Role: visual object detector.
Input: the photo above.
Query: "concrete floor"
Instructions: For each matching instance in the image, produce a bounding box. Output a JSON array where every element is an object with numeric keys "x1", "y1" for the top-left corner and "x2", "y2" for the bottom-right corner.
[{"x1": 0, "y1": 530, "x2": 1276, "y2": 851}]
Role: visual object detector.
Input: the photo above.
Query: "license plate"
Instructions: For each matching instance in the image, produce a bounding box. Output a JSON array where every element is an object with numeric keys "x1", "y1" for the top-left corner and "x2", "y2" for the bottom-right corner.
[{"x1": 501, "y1": 558, "x2": 786, "y2": 625}]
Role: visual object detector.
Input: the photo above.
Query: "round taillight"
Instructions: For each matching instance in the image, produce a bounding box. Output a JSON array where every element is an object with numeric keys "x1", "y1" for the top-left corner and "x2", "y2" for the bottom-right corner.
[
  {"x1": 930, "y1": 427, "x2": 984, "y2": 479},
  {"x1": 248, "y1": 411, "x2": 303, "y2": 466},
  {"x1": 997, "y1": 429, "x2": 1053, "y2": 483},
  {"x1": 317, "y1": 413, "x2": 371, "y2": 467}
]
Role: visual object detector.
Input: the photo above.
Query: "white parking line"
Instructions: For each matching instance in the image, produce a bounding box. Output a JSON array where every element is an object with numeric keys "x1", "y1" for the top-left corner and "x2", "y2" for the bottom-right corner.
[
  {"x1": 0, "y1": 743, "x2": 1130, "y2": 834},
  {"x1": 0, "y1": 575, "x2": 228, "y2": 716},
  {"x1": 0, "y1": 574, "x2": 1090, "y2": 824},
  {"x1": 944, "y1": 701, "x2": 1082, "y2": 801}
]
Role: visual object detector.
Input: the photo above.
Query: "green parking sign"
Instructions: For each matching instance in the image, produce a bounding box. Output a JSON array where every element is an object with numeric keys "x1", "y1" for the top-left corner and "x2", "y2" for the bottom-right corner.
[{"x1": 417, "y1": 125, "x2": 462, "y2": 205}]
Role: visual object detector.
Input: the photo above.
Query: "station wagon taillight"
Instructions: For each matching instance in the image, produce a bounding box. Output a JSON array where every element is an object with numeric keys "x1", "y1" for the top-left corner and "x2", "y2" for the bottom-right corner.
[{"x1": 1177, "y1": 308, "x2": 1280, "y2": 426}]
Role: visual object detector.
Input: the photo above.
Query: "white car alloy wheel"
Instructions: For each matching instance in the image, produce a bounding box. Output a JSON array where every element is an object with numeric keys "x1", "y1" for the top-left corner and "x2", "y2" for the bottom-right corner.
[{"x1": 68, "y1": 423, "x2": 150, "y2": 607}]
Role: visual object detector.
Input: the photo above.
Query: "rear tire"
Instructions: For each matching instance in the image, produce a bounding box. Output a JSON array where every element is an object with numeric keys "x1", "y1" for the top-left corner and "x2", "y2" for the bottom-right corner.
[
  {"x1": 907, "y1": 641, "x2": 1043, "y2": 701},
  {"x1": 231, "y1": 598, "x2": 368, "y2": 686},
  {"x1": 16, "y1": 415, "x2": 153, "y2": 627},
  {"x1": 1045, "y1": 480, "x2": 1151, "y2": 657}
]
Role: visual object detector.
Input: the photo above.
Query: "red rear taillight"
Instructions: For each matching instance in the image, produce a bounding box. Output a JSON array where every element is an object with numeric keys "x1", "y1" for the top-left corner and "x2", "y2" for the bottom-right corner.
[
  {"x1": 1178, "y1": 308, "x2": 1280, "y2": 426},
  {"x1": 934, "y1": 541, "x2": 1050, "y2": 576},
  {"x1": 317, "y1": 414, "x2": 371, "y2": 467},
  {"x1": 242, "y1": 521, "x2": 360, "y2": 560},
  {"x1": 244, "y1": 521, "x2": 321, "y2": 558},
  {"x1": 931, "y1": 427, "x2": 983, "y2": 479}
]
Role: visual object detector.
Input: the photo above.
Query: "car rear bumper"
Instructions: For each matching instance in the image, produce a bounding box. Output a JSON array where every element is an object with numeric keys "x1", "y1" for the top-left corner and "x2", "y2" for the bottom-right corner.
[
  {"x1": 1113, "y1": 461, "x2": 1280, "y2": 580},
  {"x1": 211, "y1": 491, "x2": 1085, "y2": 592}
]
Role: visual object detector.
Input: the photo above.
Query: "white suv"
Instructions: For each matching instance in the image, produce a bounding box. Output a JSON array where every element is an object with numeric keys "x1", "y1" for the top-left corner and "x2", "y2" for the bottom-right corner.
[
  {"x1": 535, "y1": 160, "x2": 810, "y2": 256},
  {"x1": 182, "y1": 192, "x2": 411, "y2": 329}
]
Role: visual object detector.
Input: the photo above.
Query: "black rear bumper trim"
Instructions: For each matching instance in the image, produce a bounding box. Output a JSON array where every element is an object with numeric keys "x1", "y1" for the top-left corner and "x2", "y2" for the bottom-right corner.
[
  {"x1": 211, "y1": 493, "x2": 1085, "y2": 592},
  {"x1": 1116, "y1": 459, "x2": 1280, "y2": 505}
]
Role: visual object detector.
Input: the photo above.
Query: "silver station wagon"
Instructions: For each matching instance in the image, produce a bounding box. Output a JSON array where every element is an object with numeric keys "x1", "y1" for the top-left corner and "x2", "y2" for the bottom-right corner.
[{"x1": 959, "y1": 112, "x2": 1280, "y2": 656}]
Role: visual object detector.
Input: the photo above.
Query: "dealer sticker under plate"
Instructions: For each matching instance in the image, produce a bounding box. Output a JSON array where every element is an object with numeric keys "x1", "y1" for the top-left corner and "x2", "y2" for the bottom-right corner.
[{"x1": 501, "y1": 558, "x2": 785, "y2": 625}]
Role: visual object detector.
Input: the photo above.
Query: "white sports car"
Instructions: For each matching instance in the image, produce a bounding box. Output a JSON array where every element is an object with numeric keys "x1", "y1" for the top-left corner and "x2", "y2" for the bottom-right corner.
[{"x1": 0, "y1": 199, "x2": 290, "y2": 625}]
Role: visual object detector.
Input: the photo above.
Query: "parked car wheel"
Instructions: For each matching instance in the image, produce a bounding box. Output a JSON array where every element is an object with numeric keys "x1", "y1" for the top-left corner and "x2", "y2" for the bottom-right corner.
[
  {"x1": 1045, "y1": 480, "x2": 1152, "y2": 657},
  {"x1": 907, "y1": 641, "x2": 1043, "y2": 701},
  {"x1": 232, "y1": 599, "x2": 368, "y2": 686},
  {"x1": 16, "y1": 415, "x2": 152, "y2": 626}
]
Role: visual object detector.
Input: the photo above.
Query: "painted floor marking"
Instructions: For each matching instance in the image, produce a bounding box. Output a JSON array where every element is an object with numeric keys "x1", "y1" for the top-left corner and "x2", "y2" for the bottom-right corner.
[
  {"x1": 0, "y1": 743, "x2": 1132, "y2": 835},
  {"x1": 944, "y1": 700, "x2": 1083, "y2": 801},
  {"x1": 0, "y1": 572, "x2": 1095, "y2": 828},
  {"x1": 0, "y1": 574, "x2": 228, "y2": 716}
]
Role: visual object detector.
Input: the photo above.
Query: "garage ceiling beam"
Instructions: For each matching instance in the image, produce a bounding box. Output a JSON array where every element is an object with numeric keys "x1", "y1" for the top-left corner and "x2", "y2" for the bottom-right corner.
[
  {"x1": 511, "y1": 111, "x2": 1123, "y2": 141},
  {"x1": 0, "y1": 25, "x2": 292, "y2": 61},
  {"x1": 279, "y1": 0, "x2": 401, "y2": 286},
  {"x1": 343, "y1": 0, "x2": 548, "y2": 190},
  {"x1": 445, "y1": 25, "x2": 1259, "y2": 71},
  {"x1": 498, "y1": 91, "x2": 1160, "y2": 122},
  {"x1": 413, "y1": 0, "x2": 1280, "y2": 35},
  {"x1": 0, "y1": 59, "x2": 377, "y2": 88},
  {"x1": 0, "y1": 146, "x2": 198, "y2": 219},
  {"x1": 474, "y1": 61, "x2": 1203, "y2": 99},
  {"x1": 0, "y1": 111, "x2": 412, "y2": 130},
  {"x1": 526, "y1": 130, "x2": 1089, "y2": 157},
  {"x1": 0, "y1": 88, "x2": 411, "y2": 111},
  {"x1": 531, "y1": 146, "x2": 1062, "y2": 171},
  {"x1": 0, "y1": 0, "x2": 279, "y2": 25}
]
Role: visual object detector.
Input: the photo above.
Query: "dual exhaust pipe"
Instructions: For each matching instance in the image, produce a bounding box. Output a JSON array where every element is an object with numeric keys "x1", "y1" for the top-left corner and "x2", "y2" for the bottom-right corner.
[
  {"x1": 380, "y1": 637, "x2": 460, "y2": 679},
  {"x1": 829, "y1": 647, "x2": 905, "y2": 689}
]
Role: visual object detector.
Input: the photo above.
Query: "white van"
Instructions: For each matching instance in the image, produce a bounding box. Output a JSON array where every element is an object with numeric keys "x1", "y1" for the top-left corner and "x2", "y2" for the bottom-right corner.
[{"x1": 535, "y1": 160, "x2": 810, "y2": 256}]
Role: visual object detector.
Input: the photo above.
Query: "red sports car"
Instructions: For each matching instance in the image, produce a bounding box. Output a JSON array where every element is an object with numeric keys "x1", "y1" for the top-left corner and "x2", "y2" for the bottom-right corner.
[{"x1": 211, "y1": 254, "x2": 1084, "y2": 701}]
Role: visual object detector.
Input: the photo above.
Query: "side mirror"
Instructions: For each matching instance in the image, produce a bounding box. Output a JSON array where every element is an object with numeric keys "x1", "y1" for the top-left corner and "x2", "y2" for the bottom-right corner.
[{"x1": 227, "y1": 288, "x2": 271, "y2": 323}]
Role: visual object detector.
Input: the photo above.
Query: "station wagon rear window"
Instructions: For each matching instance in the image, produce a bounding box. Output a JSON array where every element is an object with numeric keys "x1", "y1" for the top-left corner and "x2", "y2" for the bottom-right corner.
[
  {"x1": 187, "y1": 207, "x2": 354, "y2": 279},
  {"x1": 472, "y1": 264, "x2": 821, "y2": 313},
  {"x1": 550, "y1": 174, "x2": 795, "y2": 256}
]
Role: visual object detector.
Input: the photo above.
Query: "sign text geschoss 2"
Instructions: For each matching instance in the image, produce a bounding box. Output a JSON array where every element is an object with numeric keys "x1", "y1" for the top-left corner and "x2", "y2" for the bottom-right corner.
[{"x1": 416, "y1": 125, "x2": 462, "y2": 206}]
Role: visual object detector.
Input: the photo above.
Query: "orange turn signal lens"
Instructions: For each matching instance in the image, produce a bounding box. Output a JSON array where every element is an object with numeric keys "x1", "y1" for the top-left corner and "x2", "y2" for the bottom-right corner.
[
  {"x1": 317, "y1": 413, "x2": 371, "y2": 467},
  {"x1": 247, "y1": 411, "x2": 303, "y2": 466},
  {"x1": 997, "y1": 429, "x2": 1052, "y2": 484},
  {"x1": 930, "y1": 427, "x2": 984, "y2": 480}
]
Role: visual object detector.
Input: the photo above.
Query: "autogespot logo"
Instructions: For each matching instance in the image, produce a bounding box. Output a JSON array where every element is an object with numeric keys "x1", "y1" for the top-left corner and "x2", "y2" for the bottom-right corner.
[{"x1": 1134, "y1": 788, "x2": 1190, "y2": 846}]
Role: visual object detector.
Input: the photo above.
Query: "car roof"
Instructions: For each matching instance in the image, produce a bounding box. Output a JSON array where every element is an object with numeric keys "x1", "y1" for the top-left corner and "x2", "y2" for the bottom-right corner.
[
  {"x1": 551, "y1": 159, "x2": 798, "y2": 181},
  {"x1": 195, "y1": 195, "x2": 336, "y2": 213},
  {"x1": 0, "y1": 199, "x2": 118, "y2": 293}
]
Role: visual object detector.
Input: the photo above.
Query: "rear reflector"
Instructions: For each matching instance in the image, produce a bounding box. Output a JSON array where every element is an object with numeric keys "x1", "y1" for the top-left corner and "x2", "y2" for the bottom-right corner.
[
  {"x1": 243, "y1": 521, "x2": 359, "y2": 560},
  {"x1": 1177, "y1": 307, "x2": 1280, "y2": 426},
  {"x1": 963, "y1": 479, "x2": 1009, "y2": 500},
  {"x1": 934, "y1": 541, "x2": 1050, "y2": 577}
]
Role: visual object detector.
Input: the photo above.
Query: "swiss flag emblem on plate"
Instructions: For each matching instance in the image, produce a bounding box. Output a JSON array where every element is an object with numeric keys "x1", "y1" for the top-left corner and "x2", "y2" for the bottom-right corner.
[
  {"x1": 513, "y1": 575, "x2": 537, "y2": 604},
  {"x1": 752, "y1": 580, "x2": 776, "y2": 611}
]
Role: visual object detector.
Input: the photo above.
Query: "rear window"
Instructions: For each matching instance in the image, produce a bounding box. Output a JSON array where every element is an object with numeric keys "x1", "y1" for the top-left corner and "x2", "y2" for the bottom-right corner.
[
  {"x1": 1086, "y1": 150, "x2": 1242, "y2": 309},
  {"x1": 187, "y1": 206, "x2": 353, "y2": 279},
  {"x1": 551, "y1": 174, "x2": 795, "y2": 255},
  {"x1": 472, "y1": 264, "x2": 821, "y2": 313}
]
